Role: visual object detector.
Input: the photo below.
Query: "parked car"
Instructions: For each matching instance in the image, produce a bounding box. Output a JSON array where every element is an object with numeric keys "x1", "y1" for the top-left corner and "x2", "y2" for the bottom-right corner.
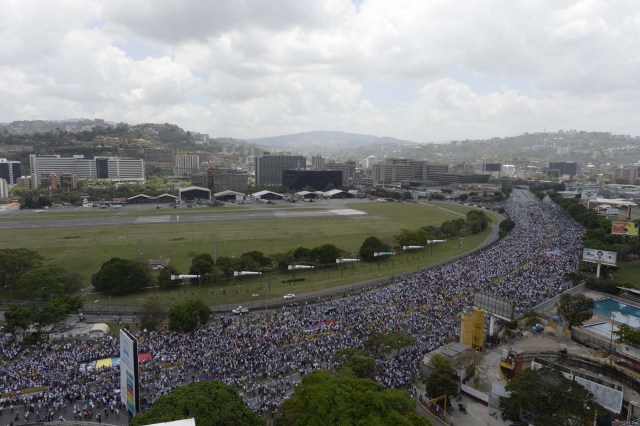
[
  {"x1": 232, "y1": 306, "x2": 249, "y2": 315},
  {"x1": 283, "y1": 293, "x2": 296, "y2": 300}
]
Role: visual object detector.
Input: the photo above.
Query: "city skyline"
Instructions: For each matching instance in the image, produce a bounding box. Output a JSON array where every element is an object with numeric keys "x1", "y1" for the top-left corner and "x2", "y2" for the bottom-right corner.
[{"x1": 2, "y1": 1, "x2": 640, "y2": 142}]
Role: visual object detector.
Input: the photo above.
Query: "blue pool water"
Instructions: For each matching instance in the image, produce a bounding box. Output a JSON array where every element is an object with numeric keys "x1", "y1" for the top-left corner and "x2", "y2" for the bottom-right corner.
[{"x1": 592, "y1": 298, "x2": 640, "y2": 328}]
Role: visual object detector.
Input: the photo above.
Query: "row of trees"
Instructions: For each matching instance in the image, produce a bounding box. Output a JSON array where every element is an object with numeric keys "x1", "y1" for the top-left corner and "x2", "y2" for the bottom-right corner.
[
  {"x1": 546, "y1": 191, "x2": 640, "y2": 261},
  {"x1": 0, "y1": 248, "x2": 81, "y2": 300},
  {"x1": 92, "y1": 208, "x2": 492, "y2": 295},
  {"x1": 4, "y1": 295, "x2": 83, "y2": 335}
]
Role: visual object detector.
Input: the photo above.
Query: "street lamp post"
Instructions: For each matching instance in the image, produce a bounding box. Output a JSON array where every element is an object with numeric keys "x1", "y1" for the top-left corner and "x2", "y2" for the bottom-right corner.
[{"x1": 609, "y1": 313, "x2": 616, "y2": 355}]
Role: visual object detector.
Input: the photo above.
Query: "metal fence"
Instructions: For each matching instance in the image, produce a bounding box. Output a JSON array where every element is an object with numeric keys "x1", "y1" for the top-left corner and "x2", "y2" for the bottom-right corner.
[{"x1": 532, "y1": 283, "x2": 585, "y2": 315}]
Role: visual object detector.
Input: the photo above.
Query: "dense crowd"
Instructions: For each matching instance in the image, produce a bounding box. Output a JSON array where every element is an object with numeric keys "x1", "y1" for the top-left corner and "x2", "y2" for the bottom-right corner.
[{"x1": 0, "y1": 189, "x2": 584, "y2": 421}]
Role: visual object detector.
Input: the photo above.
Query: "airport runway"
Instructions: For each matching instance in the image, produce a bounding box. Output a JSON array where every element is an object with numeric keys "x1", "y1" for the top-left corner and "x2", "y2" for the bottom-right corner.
[{"x1": 0, "y1": 204, "x2": 371, "y2": 229}]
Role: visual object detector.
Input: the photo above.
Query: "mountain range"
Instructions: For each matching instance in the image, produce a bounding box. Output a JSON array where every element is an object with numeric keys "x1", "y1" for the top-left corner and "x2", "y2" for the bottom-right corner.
[{"x1": 247, "y1": 131, "x2": 417, "y2": 153}]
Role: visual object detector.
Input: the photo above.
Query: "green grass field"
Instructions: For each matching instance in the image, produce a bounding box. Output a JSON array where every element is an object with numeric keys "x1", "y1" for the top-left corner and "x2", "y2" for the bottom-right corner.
[
  {"x1": 0, "y1": 201, "x2": 494, "y2": 306},
  {"x1": 613, "y1": 262, "x2": 640, "y2": 287}
]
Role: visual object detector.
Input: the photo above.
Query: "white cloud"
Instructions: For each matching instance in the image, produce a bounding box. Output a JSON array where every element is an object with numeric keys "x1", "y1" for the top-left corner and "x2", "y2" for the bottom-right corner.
[{"x1": 2, "y1": 0, "x2": 640, "y2": 142}]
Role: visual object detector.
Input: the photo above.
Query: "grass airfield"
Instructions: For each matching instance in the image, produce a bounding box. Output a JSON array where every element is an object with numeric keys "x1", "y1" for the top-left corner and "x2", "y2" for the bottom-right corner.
[{"x1": 0, "y1": 199, "x2": 493, "y2": 306}]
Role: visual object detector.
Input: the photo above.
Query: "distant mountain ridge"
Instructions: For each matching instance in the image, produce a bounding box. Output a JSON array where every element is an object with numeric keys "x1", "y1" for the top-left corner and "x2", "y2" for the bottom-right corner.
[{"x1": 247, "y1": 131, "x2": 417, "y2": 153}]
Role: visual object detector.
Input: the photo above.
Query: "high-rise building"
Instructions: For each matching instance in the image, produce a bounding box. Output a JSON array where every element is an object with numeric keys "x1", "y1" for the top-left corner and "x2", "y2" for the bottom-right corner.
[
  {"x1": 614, "y1": 165, "x2": 640, "y2": 184},
  {"x1": 282, "y1": 170, "x2": 342, "y2": 191},
  {"x1": 311, "y1": 155, "x2": 325, "y2": 170},
  {"x1": 174, "y1": 154, "x2": 200, "y2": 177},
  {"x1": 143, "y1": 147, "x2": 175, "y2": 164},
  {"x1": 0, "y1": 158, "x2": 21, "y2": 184},
  {"x1": 364, "y1": 156, "x2": 377, "y2": 169},
  {"x1": 372, "y1": 159, "x2": 427, "y2": 186},
  {"x1": 548, "y1": 162, "x2": 578, "y2": 178},
  {"x1": 16, "y1": 176, "x2": 34, "y2": 189},
  {"x1": 207, "y1": 168, "x2": 249, "y2": 193},
  {"x1": 60, "y1": 173, "x2": 78, "y2": 190},
  {"x1": 325, "y1": 160, "x2": 356, "y2": 186},
  {"x1": 501, "y1": 165, "x2": 516, "y2": 177},
  {"x1": 29, "y1": 154, "x2": 145, "y2": 187},
  {"x1": 0, "y1": 178, "x2": 8, "y2": 198},
  {"x1": 255, "y1": 155, "x2": 306, "y2": 186},
  {"x1": 372, "y1": 159, "x2": 486, "y2": 187}
]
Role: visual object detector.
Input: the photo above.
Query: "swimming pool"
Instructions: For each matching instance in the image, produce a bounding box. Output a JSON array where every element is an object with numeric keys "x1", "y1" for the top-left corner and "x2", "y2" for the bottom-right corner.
[{"x1": 592, "y1": 298, "x2": 640, "y2": 329}]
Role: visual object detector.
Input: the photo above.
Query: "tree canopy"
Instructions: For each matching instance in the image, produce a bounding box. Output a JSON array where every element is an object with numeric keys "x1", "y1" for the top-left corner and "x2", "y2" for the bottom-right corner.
[
  {"x1": 333, "y1": 348, "x2": 376, "y2": 379},
  {"x1": 465, "y1": 210, "x2": 490, "y2": 234},
  {"x1": 168, "y1": 299, "x2": 210, "y2": 332},
  {"x1": 4, "y1": 296, "x2": 82, "y2": 336},
  {"x1": 500, "y1": 367, "x2": 602, "y2": 425},
  {"x1": 424, "y1": 354, "x2": 458, "y2": 402},
  {"x1": 0, "y1": 248, "x2": 43, "y2": 286},
  {"x1": 614, "y1": 324, "x2": 640, "y2": 347},
  {"x1": 276, "y1": 371, "x2": 429, "y2": 426},
  {"x1": 139, "y1": 298, "x2": 167, "y2": 331},
  {"x1": 131, "y1": 380, "x2": 264, "y2": 426},
  {"x1": 16, "y1": 264, "x2": 81, "y2": 300},
  {"x1": 91, "y1": 257, "x2": 153, "y2": 295},
  {"x1": 158, "y1": 265, "x2": 180, "y2": 289},
  {"x1": 189, "y1": 253, "x2": 215, "y2": 283},
  {"x1": 557, "y1": 294, "x2": 594, "y2": 329},
  {"x1": 359, "y1": 236, "x2": 390, "y2": 262}
]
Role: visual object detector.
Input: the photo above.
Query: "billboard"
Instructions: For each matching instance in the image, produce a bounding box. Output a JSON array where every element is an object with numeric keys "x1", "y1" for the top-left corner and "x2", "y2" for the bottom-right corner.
[
  {"x1": 611, "y1": 221, "x2": 639, "y2": 237},
  {"x1": 582, "y1": 248, "x2": 617, "y2": 266},
  {"x1": 473, "y1": 292, "x2": 514, "y2": 320},
  {"x1": 120, "y1": 329, "x2": 140, "y2": 416}
]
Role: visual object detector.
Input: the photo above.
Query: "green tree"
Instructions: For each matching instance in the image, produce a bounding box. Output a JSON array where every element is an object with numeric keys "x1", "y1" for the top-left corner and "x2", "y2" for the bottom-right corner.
[
  {"x1": 394, "y1": 229, "x2": 422, "y2": 248},
  {"x1": 499, "y1": 218, "x2": 516, "y2": 238},
  {"x1": 189, "y1": 253, "x2": 215, "y2": 284},
  {"x1": 364, "y1": 332, "x2": 416, "y2": 357},
  {"x1": 500, "y1": 367, "x2": 602, "y2": 425},
  {"x1": 139, "y1": 298, "x2": 167, "y2": 331},
  {"x1": 16, "y1": 265, "x2": 81, "y2": 300},
  {"x1": 277, "y1": 371, "x2": 428, "y2": 426},
  {"x1": 216, "y1": 256, "x2": 243, "y2": 278},
  {"x1": 334, "y1": 348, "x2": 376, "y2": 379},
  {"x1": 47, "y1": 295, "x2": 83, "y2": 314},
  {"x1": 0, "y1": 248, "x2": 43, "y2": 286},
  {"x1": 466, "y1": 210, "x2": 489, "y2": 234},
  {"x1": 309, "y1": 244, "x2": 345, "y2": 265},
  {"x1": 613, "y1": 324, "x2": 640, "y2": 346},
  {"x1": 557, "y1": 294, "x2": 594, "y2": 329},
  {"x1": 91, "y1": 258, "x2": 153, "y2": 295},
  {"x1": 131, "y1": 380, "x2": 264, "y2": 426},
  {"x1": 241, "y1": 250, "x2": 272, "y2": 268},
  {"x1": 32, "y1": 303, "x2": 67, "y2": 332},
  {"x1": 358, "y1": 236, "x2": 389, "y2": 262},
  {"x1": 440, "y1": 218, "x2": 466, "y2": 238},
  {"x1": 158, "y1": 265, "x2": 180, "y2": 289},
  {"x1": 168, "y1": 299, "x2": 210, "y2": 332},
  {"x1": 4, "y1": 304, "x2": 33, "y2": 334},
  {"x1": 425, "y1": 354, "x2": 458, "y2": 401}
]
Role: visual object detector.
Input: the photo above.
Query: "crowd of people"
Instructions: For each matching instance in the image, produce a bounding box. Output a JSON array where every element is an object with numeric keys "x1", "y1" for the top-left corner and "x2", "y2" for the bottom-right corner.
[{"x1": 0, "y1": 188, "x2": 585, "y2": 422}]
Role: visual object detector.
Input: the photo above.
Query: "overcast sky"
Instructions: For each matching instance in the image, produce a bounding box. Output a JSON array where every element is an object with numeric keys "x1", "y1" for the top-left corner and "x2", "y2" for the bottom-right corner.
[{"x1": 2, "y1": 0, "x2": 639, "y2": 142}]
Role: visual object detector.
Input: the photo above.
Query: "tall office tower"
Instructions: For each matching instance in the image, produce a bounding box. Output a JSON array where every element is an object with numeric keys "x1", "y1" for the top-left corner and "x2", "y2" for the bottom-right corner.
[
  {"x1": 372, "y1": 159, "x2": 427, "y2": 186},
  {"x1": 325, "y1": 160, "x2": 356, "y2": 186},
  {"x1": 255, "y1": 155, "x2": 306, "y2": 186},
  {"x1": 548, "y1": 162, "x2": 578, "y2": 178},
  {"x1": 60, "y1": 173, "x2": 78, "y2": 190},
  {"x1": 174, "y1": 154, "x2": 200, "y2": 177},
  {"x1": 0, "y1": 158, "x2": 22, "y2": 184},
  {"x1": 30, "y1": 154, "x2": 145, "y2": 187},
  {"x1": 0, "y1": 178, "x2": 8, "y2": 198},
  {"x1": 207, "y1": 168, "x2": 249, "y2": 193},
  {"x1": 311, "y1": 155, "x2": 325, "y2": 170}
]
